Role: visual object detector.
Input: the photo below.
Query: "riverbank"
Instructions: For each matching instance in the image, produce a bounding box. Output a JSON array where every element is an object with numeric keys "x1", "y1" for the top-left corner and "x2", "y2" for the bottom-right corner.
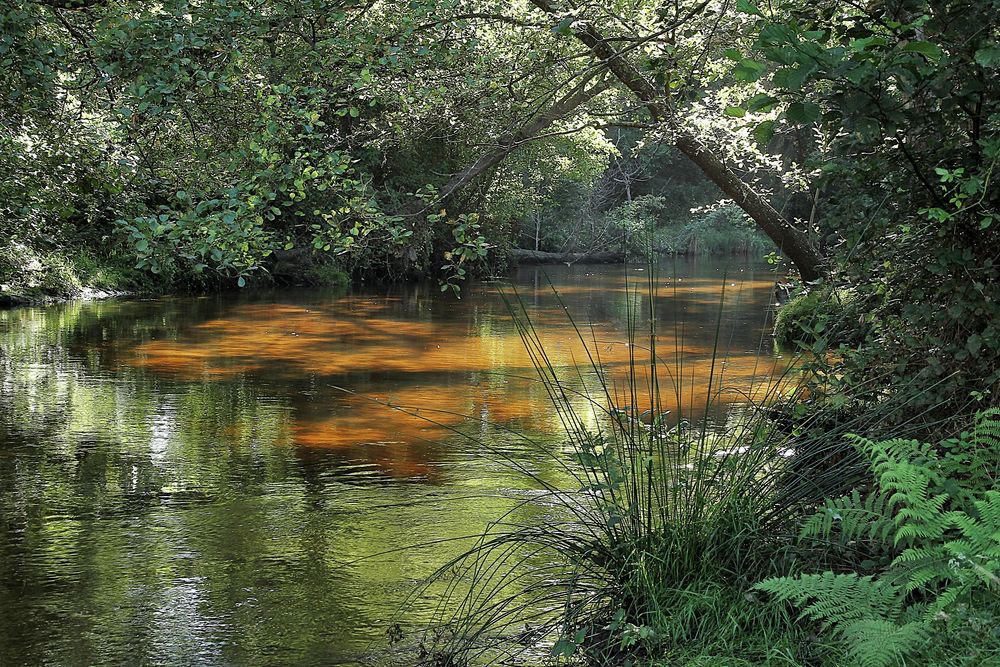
[
  {"x1": 0, "y1": 242, "x2": 141, "y2": 307},
  {"x1": 1, "y1": 239, "x2": 779, "y2": 308}
]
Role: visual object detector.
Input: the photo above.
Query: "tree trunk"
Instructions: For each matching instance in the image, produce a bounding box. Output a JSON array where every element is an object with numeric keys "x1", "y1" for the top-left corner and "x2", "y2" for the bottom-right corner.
[
  {"x1": 513, "y1": 248, "x2": 624, "y2": 264},
  {"x1": 430, "y1": 73, "x2": 611, "y2": 208},
  {"x1": 526, "y1": 0, "x2": 823, "y2": 282},
  {"x1": 673, "y1": 134, "x2": 822, "y2": 282}
]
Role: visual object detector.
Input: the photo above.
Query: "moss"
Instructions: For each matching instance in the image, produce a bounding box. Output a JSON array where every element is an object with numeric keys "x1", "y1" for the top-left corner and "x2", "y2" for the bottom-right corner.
[{"x1": 773, "y1": 288, "x2": 851, "y2": 348}]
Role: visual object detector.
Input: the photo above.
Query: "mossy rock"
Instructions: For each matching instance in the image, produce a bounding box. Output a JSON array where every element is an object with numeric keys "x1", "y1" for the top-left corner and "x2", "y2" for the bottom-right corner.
[{"x1": 773, "y1": 288, "x2": 851, "y2": 348}]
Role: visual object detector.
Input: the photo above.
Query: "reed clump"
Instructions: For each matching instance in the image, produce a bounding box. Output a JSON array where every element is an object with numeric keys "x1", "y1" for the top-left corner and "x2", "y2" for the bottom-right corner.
[{"x1": 397, "y1": 267, "x2": 889, "y2": 667}]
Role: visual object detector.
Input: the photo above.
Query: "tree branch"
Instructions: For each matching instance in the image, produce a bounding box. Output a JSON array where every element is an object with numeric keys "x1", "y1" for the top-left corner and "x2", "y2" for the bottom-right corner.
[{"x1": 526, "y1": 0, "x2": 824, "y2": 281}]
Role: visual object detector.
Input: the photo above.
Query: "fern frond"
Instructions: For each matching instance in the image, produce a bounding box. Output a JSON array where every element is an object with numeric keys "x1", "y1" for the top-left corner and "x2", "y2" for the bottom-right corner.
[
  {"x1": 840, "y1": 618, "x2": 928, "y2": 667},
  {"x1": 972, "y1": 491, "x2": 1000, "y2": 532},
  {"x1": 790, "y1": 413, "x2": 1000, "y2": 663},
  {"x1": 756, "y1": 572, "x2": 902, "y2": 628},
  {"x1": 928, "y1": 582, "x2": 975, "y2": 617},
  {"x1": 971, "y1": 409, "x2": 1000, "y2": 454},
  {"x1": 801, "y1": 489, "x2": 895, "y2": 545},
  {"x1": 892, "y1": 548, "x2": 952, "y2": 593}
]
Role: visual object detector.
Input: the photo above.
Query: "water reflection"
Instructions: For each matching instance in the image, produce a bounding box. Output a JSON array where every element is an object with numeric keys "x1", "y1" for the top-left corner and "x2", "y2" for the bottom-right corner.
[{"x1": 0, "y1": 260, "x2": 782, "y2": 665}]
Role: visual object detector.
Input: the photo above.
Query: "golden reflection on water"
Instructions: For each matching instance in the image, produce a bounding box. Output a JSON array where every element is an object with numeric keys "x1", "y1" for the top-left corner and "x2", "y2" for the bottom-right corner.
[
  {"x1": 0, "y1": 260, "x2": 793, "y2": 664},
  {"x1": 120, "y1": 264, "x2": 789, "y2": 476}
]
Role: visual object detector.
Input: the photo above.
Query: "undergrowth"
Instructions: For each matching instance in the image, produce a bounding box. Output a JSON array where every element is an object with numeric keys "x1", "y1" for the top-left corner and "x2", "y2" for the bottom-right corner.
[
  {"x1": 396, "y1": 266, "x2": 871, "y2": 666},
  {"x1": 0, "y1": 239, "x2": 143, "y2": 304},
  {"x1": 758, "y1": 410, "x2": 1000, "y2": 667},
  {"x1": 384, "y1": 264, "x2": 998, "y2": 667}
]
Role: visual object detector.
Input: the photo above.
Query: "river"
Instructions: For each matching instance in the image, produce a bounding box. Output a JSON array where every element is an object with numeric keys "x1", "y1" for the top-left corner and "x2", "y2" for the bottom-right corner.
[{"x1": 0, "y1": 259, "x2": 786, "y2": 665}]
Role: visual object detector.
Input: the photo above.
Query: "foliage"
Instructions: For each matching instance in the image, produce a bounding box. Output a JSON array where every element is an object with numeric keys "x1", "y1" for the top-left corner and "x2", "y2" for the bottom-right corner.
[
  {"x1": 757, "y1": 410, "x2": 1000, "y2": 667},
  {"x1": 0, "y1": 0, "x2": 578, "y2": 291},
  {"x1": 734, "y1": 0, "x2": 1000, "y2": 427},
  {"x1": 0, "y1": 241, "x2": 140, "y2": 303},
  {"x1": 773, "y1": 291, "x2": 828, "y2": 349},
  {"x1": 656, "y1": 204, "x2": 774, "y2": 256},
  {"x1": 431, "y1": 211, "x2": 490, "y2": 297},
  {"x1": 772, "y1": 288, "x2": 855, "y2": 349},
  {"x1": 406, "y1": 272, "x2": 860, "y2": 666},
  {"x1": 2, "y1": 0, "x2": 792, "y2": 296}
]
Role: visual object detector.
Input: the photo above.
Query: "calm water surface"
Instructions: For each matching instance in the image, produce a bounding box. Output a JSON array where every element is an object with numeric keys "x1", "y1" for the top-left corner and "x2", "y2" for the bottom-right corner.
[{"x1": 0, "y1": 260, "x2": 785, "y2": 666}]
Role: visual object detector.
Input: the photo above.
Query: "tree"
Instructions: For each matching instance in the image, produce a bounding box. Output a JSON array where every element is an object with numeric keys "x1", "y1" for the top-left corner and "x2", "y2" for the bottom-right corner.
[
  {"x1": 521, "y1": 0, "x2": 824, "y2": 280},
  {"x1": 738, "y1": 0, "x2": 1000, "y2": 423}
]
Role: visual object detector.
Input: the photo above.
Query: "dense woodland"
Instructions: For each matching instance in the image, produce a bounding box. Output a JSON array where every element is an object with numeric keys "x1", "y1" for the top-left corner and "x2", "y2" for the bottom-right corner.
[{"x1": 2, "y1": 0, "x2": 1000, "y2": 665}]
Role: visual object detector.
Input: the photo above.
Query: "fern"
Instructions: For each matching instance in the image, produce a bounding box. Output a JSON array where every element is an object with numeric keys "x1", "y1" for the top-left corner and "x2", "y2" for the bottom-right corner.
[
  {"x1": 800, "y1": 488, "x2": 895, "y2": 547},
  {"x1": 755, "y1": 572, "x2": 902, "y2": 627},
  {"x1": 839, "y1": 619, "x2": 929, "y2": 667},
  {"x1": 757, "y1": 412, "x2": 1000, "y2": 667}
]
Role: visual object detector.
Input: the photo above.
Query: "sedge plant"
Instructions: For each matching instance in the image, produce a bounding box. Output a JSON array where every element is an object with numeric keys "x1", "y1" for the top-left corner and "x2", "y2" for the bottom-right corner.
[{"x1": 397, "y1": 262, "x2": 911, "y2": 666}]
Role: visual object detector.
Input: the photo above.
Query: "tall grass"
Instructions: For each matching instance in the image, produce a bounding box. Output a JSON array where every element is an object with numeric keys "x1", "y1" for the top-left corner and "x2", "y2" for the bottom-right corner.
[{"x1": 395, "y1": 264, "x2": 926, "y2": 666}]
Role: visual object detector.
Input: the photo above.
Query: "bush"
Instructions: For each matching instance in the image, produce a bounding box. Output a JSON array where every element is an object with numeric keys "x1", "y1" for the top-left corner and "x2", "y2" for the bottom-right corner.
[
  {"x1": 772, "y1": 288, "x2": 857, "y2": 349},
  {"x1": 299, "y1": 257, "x2": 350, "y2": 287},
  {"x1": 657, "y1": 205, "x2": 774, "y2": 256},
  {"x1": 773, "y1": 291, "x2": 828, "y2": 348}
]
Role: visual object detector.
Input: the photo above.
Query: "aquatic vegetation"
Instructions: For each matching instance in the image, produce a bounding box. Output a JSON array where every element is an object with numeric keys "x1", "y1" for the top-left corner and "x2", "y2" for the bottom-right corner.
[
  {"x1": 402, "y1": 268, "x2": 859, "y2": 665},
  {"x1": 404, "y1": 264, "x2": 997, "y2": 666}
]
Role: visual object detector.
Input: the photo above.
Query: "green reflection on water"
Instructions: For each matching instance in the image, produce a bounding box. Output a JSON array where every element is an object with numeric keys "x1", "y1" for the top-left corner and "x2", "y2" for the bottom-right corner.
[{"x1": 0, "y1": 260, "x2": 780, "y2": 665}]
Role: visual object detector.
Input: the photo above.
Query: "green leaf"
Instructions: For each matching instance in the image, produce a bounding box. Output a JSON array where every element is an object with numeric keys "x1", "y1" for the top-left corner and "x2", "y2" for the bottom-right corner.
[
  {"x1": 758, "y1": 23, "x2": 796, "y2": 47},
  {"x1": 974, "y1": 46, "x2": 1000, "y2": 68},
  {"x1": 772, "y1": 64, "x2": 815, "y2": 91},
  {"x1": 733, "y1": 58, "x2": 766, "y2": 82},
  {"x1": 753, "y1": 120, "x2": 776, "y2": 145},
  {"x1": 550, "y1": 638, "x2": 577, "y2": 657},
  {"x1": 747, "y1": 94, "x2": 779, "y2": 113},
  {"x1": 786, "y1": 101, "x2": 821, "y2": 123},
  {"x1": 551, "y1": 17, "x2": 574, "y2": 35},
  {"x1": 967, "y1": 334, "x2": 983, "y2": 357},
  {"x1": 736, "y1": 0, "x2": 762, "y2": 16},
  {"x1": 724, "y1": 105, "x2": 747, "y2": 117},
  {"x1": 902, "y1": 40, "x2": 942, "y2": 61}
]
